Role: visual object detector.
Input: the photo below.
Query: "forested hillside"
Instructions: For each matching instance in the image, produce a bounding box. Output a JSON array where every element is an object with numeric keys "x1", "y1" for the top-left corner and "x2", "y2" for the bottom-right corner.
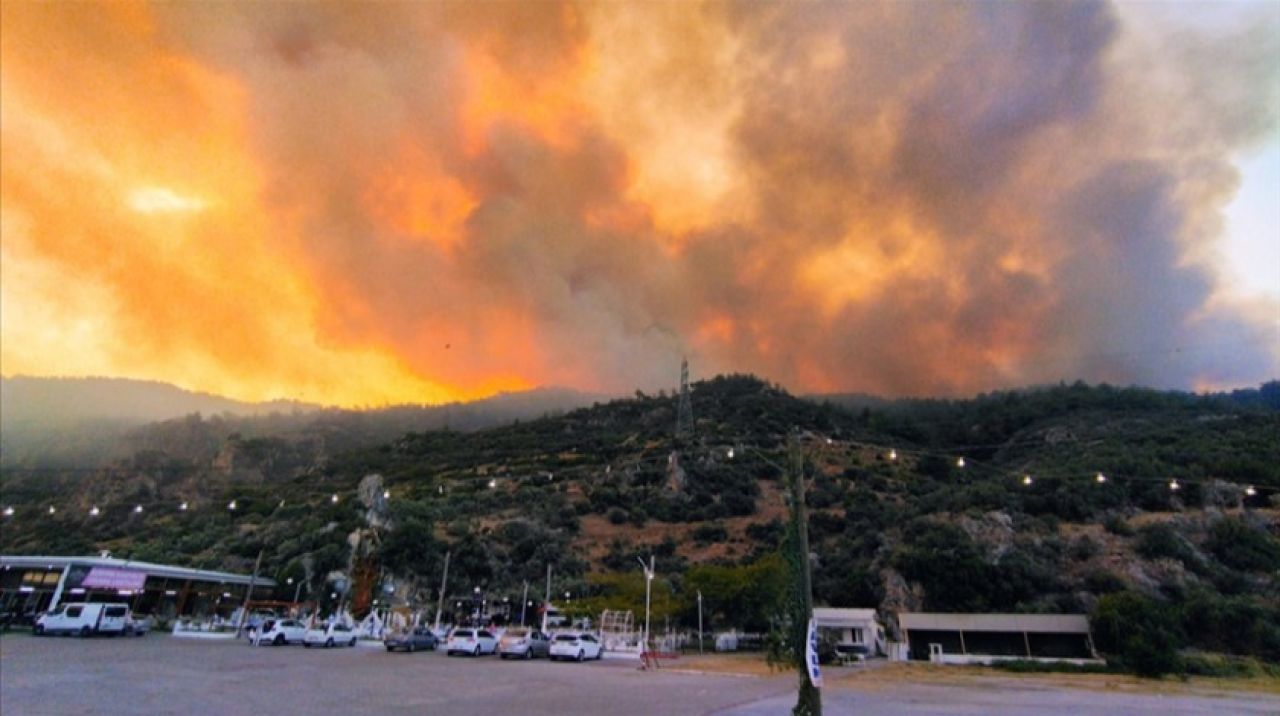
[{"x1": 2, "y1": 376, "x2": 1277, "y2": 670}]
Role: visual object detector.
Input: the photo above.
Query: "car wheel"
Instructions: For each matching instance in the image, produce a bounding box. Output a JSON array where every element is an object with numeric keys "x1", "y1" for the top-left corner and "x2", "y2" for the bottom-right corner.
[
  {"x1": 524, "y1": 649, "x2": 532, "y2": 660},
  {"x1": 326, "y1": 638, "x2": 334, "y2": 648},
  {"x1": 576, "y1": 649, "x2": 584, "y2": 662},
  {"x1": 275, "y1": 634, "x2": 285, "y2": 646},
  {"x1": 407, "y1": 642, "x2": 415, "y2": 653},
  {"x1": 473, "y1": 646, "x2": 480, "y2": 657},
  {"x1": 80, "y1": 626, "x2": 92, "y2": 638},
  {"x1": 386, "y1": 645, "x2": 394, "y2": 652},
  {"x1": 305, "y1": 642, "x2": 312, "y2": 648},
  {"x1": 349, "y1": 638, "x2": 357, "y2": 647},
  {"x1": 34, "y1": 624, "x2": 44, "y2": 636}
]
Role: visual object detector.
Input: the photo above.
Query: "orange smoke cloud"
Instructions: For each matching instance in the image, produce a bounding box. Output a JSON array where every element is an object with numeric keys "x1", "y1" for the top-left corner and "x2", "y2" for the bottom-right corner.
[{"x1": 2, "y1": 1, "x2": 1276, "y2": 407}]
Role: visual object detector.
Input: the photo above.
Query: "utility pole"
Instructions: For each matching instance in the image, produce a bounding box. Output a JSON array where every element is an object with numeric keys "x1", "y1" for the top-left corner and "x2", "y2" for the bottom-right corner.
[
  {"x1": 638, "y1": 556, "x2": 654, "y2": 654},
  {"x1": 697, "y1": 590, "x2": 704, "y2": 655},
  {"x1": 235, "y1": 548, "x2": 263, "y2": 639},
  {"x1": 542, "y1": 564, "x2": 552, "y2": 633},
  {"x1": 787, "y1": 432, "x2": 821, "y2": 716},
  {"x1": 433, "y1": 551, "x2": 450, "y2": 632}
]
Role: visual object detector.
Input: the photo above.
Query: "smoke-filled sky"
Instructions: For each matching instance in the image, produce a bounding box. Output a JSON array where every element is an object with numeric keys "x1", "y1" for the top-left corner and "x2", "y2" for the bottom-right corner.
[{"x1": 2, "y1": 1, "x2": 1278, "y2": 407}]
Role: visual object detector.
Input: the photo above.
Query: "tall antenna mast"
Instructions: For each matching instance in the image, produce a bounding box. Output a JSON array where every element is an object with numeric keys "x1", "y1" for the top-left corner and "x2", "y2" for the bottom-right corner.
[{"x1": 676, "y1": 357, "x2": 693, "y2": 441}]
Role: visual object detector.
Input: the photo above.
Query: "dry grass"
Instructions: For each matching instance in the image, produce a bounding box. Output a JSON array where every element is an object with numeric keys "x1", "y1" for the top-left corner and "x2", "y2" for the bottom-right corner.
[{"x1": 650, "y1": 655, "x2": 1280, "y2": 699}]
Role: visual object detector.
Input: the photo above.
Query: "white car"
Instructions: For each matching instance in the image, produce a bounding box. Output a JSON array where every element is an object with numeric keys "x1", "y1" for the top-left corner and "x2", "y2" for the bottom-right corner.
[
  {"x1": 256, "y1": 618, "x2": 307, "y2": 646},
  {"x1": 549, "y1": 632, "x2": 603, "y2": 661},
  {"x1": 446, "y1": 628, "x2": 498, "y2": 656},
  {"x1": 304, "y1": 622, "x2": 358, "y2": 648}
]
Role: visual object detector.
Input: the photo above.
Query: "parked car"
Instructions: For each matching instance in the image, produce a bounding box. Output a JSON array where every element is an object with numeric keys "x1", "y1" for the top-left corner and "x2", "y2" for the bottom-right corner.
[
  {"x1": 446, "y1": 628, "x2": 497, "y2": 656},
  {"x1": 34, "y1": 603, "x2": 129, "y2": 637},
  {"x1": 123, "y1": 614, "x2": 151, "y2": 637},
  {"x1": 304, "y1": 622, "x2": 358, "y2": 648},
  {"x1": 385, "y1": 626, "x2": 438, "y2": 653},
  {"x1": 549, "y1": 632, "x2": 603, "y2": 661},
  {"x1": 257, "y1": 618, "x2": 307, "y2": 645},
  {"x1": 497, "y1": 628, "x2": 551, "y2": 660}
]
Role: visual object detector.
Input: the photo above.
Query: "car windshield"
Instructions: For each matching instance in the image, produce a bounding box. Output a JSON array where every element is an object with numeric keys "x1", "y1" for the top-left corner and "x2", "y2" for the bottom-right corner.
[{"x1": 453, "y1": 630, "x2": 473, "y2": 638}]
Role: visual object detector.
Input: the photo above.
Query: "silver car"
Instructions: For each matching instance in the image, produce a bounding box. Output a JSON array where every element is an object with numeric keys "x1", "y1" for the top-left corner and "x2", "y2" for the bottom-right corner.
[{"x1": 497, "y1": 628, "x2": 551, "y2": 660}]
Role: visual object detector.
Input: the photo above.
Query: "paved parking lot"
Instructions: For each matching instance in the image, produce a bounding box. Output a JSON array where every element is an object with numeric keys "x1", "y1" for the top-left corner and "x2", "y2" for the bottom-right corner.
[{"x1": 1, "y1": 634, "x2": 1276, "y2": 715}]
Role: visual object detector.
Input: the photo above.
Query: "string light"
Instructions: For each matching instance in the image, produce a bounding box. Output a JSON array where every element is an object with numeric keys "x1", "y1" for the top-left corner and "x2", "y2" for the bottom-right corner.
[
  {"x1": 1169, "y1": 479, "x2": 1180, "y2": 491},
  {"x1": 180, "y1": 502, "x2": 189, "y2": 511},
  {"x1": 1022, "y1": 475, "x2": 1033, "y2": 486},
  {"x1": 48, "y1": 506, "x2": 56, "y2": 514},
  {"x1": 888, "y1": 449, "x2": 898, "y2": 461},
  {"x1": 382, "y1": 490, "x2": 391, "y2": 499},
  {"x1": 956, "y1": 457, "x2": 966, "y2": 468},
  {"x1": 227, "y1": 500, "x2": 237, "y2": 511},
  {"x1": 133, "y1": 505, "x2": 143, "y2": 514},
  {"x1": 330, "y1": 494, "x2": 339, "y2": 504},
  {"x1": 1095, "y1": 473, "x2": 1107, "y2": 484},
  {"x1": 89, "y1": 506, "x2": 100, "y2": 517},
  {"x1": 3, "y1": 506, "x2": 13, "y2": 517},
  {"x1": 487, "y1": 479, "x2": 497, "y2": 489},
  {"x1": 1245, "y1": 485, "x2": 1257, "y2": 497},
  {"x1": 727, "y1": 448, "x2": 735, "y2": 459}
]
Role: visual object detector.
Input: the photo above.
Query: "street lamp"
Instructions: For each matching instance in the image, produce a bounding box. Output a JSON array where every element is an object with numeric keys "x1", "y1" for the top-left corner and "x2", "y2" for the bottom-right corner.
[{"x1": 637, "y1": 556, "x2": 654, "y2": 654}]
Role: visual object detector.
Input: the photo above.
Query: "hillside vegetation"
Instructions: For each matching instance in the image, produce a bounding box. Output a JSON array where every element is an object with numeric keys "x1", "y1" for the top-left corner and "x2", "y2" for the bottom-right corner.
[{"x1": 2, "y1": 376, "x2": 1277, "y2": 670}]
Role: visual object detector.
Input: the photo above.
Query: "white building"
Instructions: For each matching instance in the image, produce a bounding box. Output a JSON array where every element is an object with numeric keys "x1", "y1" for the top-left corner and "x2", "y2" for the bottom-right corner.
[
  {"x1": 896, "y1": 612, "x2": 1100, "y2": 665},
  {"x1": 813, "y1": 607, "x2": 885, "y2": 656}
]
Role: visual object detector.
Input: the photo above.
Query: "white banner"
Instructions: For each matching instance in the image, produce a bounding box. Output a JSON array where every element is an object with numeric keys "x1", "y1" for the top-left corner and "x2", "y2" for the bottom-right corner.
[{"x1": 806, "y1": 617, "x2": 823, "y2": 689}]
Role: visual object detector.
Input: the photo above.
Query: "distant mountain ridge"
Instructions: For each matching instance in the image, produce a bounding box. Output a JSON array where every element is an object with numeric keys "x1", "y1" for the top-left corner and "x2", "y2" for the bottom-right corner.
[
  {"x1": 0, "y1": 375, "x2": 608, "y2": 469},
  {"x1": 0, "y1": 375, "x2": 319, "y2": 429}
]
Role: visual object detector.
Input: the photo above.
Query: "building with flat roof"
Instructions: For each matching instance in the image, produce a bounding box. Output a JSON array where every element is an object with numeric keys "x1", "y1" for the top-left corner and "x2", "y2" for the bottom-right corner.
[
  {"x1": 0, "y1": 555, "x2": 275, "y2": 619},
  {"x1": 897, "y1": 612, "x2": 1099, "y2": 664},
  {"x1": 813, "y1": 607, "x2": 885, "y2": 656}
]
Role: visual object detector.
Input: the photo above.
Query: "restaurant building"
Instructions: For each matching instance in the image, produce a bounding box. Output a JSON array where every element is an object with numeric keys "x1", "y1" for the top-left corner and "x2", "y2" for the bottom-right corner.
[{"x1": 0, "y1": 554, "x2": 275, "y2": 619}]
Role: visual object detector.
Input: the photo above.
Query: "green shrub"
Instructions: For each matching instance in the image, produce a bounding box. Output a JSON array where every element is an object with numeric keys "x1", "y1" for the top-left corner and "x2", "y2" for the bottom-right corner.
[
  {"x1": 1091, "y1": 591, "x2": 1183, "y2": 678},
  {"x1": 1103, "y1": 514, "x2": 1134, "y2": 536},
  {"x1": 1204, "y1": 517, "x2": 1280, "y2": 573}
]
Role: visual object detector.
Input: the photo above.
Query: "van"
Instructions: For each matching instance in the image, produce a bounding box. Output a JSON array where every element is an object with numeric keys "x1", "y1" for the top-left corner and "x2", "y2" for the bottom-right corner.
[{"x1": 35, "y1": 602, "x2": 130, "y2": 637}]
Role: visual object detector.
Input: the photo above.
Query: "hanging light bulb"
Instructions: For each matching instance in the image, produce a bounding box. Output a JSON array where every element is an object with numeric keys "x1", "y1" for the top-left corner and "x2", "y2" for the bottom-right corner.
[
  {"x1": 133, "y1": 505, "x2": 143, "y2": 514},
  {"x1": 331, "y1": 494, "x2": 340, "y2": 504},
  {"x1": 48, "y1": 506, "x2": 57, "y2": 515},
  {"x1": 1169, "y1": 480, "x2": 1180, "y2": 491},
  {"x1": 888, "y1": 449, "x2": 898, "y2": 461},
  {"x1": 1022, "y1": 475, "x2": 1033, "y2": 486},
  {"x1": 1245, "y1": 485, "x2": 1257, "y2": 497},
  {"x1": 228, "y1": 500, "x2": 237, "y2": 511},
  {"x1": 180, "y1": 501, "x2": 189, "y2": 511},
  {"x1": 89, "y1": 506, "x2": 100, "y2": 517},
  {"x1": 382, "y1": 489, "x2": 391, "y2": 500},
  {"x1": 1095, "y1": 473, "x2": 1107, "y2": 484},
  {"x1": 727, "y1": 448, "x2": 735, "y2": 459},
  {"x1": 488, "y1": 479, "x2": 497, "y2": 489},
  {"x1": 438, "y1": 485, "x2": 445, "y2": 494},
  {"x1": 3, "y1": 506, "x2": 14, "y2": 517},
  {"x1": 956, "y1": 457, "x2": 966, "y2": 468}
]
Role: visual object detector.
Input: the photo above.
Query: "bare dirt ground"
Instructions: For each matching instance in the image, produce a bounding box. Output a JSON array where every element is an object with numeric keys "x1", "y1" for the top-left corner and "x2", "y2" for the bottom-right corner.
[{"x1": 2, "y1": 634, "x2": 1276, "y2": 715}]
